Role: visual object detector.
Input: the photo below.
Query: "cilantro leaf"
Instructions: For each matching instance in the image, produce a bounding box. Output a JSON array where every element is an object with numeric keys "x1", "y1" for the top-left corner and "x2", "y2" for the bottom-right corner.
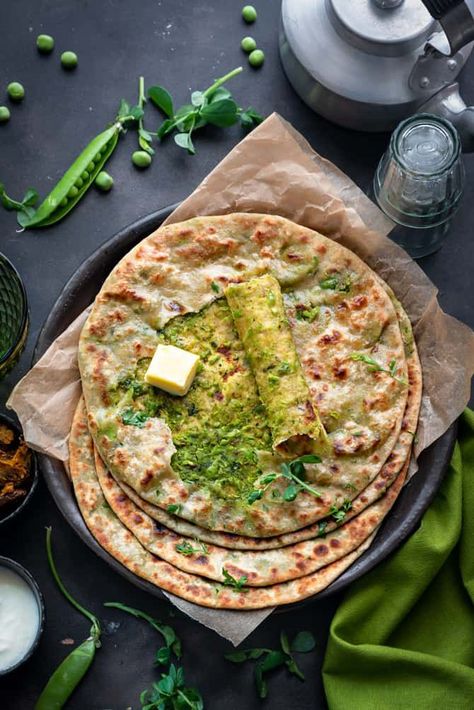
[
  {"x1": 175, "y1": 541, "x2": 208, "y2": 557},
  {"x1": 222, "y1": 568, "x2": 248, "y2": 591},
  {"x1": 121, "y1": 408, "x2": 151, "y2": 428}
]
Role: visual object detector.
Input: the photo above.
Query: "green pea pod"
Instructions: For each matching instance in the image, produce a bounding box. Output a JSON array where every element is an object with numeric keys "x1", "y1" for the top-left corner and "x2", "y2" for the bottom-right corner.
[
  {"x1": 34, "y1": 637, "x2": 96, "y2": 710},
  {"x1": 18, "y1": 124, "x2": 120, "y2": 229}
]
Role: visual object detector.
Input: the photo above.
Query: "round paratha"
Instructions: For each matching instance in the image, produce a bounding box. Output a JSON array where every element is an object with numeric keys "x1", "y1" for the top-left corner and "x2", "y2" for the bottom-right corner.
[
  {"x1": 69, "y1": 399, "x2": 378, "y2": 609},
  {"x1": 108, "y1": 293, "x2": 421, "y2": 550},
  {"x1": 79, "y1": 214, "x2": 409, "y2": 536}
]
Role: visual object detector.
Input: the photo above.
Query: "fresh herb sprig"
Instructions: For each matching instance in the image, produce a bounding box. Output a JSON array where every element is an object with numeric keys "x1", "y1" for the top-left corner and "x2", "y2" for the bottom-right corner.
[
  {"x1": 104, "y1": 602, "x2": 181, "y2": 666},
  {"x1": 105, "y1": 603, "x2": 203, "y2": 709},
  {"x1": 225, "y1": 630, "x2": 316, "y2": 699},
  {"x1": 350, "y1": 353, "x2": 408, "y2": 385},
  {"x1": 222, "y1": 567, "x2": 248, "y2": 591},
  {"x1": 329, "y1": 499, "x2": 352, "y2": 524},
  {"x1": 121, "y1": 408, "x2": 151, "y2": 428},
  {"x1": 247, "y1": 454, "x2": 322, "y2": 505},
  {"x1": 140, "y1": 664, "x2": 204, "y2": 710},
  {"x1": 176, "y1": 540, "x2": 209, "y2": 557},
  {"x1": 0, "y1": 184, "x2": 38, "y2": 219},
  {"x1": 148, "y1": 67, "x2": 263, "y2": 155}
]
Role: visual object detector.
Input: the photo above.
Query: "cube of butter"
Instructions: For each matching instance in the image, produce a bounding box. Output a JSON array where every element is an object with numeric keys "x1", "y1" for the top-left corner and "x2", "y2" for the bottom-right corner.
[{"x1": 144, "y1": 344, "x2": 199, "y2": 396}]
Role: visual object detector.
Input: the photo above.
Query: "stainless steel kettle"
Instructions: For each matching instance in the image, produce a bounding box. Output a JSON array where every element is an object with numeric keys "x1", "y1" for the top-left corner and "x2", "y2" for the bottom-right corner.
[{"x1": 280, "y1": 0, "x2": 474, "y2": 150}]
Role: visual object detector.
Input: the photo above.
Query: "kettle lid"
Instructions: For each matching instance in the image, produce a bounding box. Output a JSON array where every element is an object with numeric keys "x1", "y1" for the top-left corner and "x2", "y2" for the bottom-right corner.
[{"x1": 329, "y1": 0, "x2": 435, "y2": 56}]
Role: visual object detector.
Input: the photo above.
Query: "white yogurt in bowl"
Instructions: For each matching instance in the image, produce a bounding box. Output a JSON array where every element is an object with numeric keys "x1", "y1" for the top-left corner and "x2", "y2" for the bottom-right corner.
[{"x1": 0, "y1": 558, "x2": 44, "y2": 674}]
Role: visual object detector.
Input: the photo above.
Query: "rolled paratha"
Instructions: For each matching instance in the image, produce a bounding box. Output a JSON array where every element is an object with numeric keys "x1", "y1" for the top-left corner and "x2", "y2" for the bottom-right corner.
[
  {"x1": 79, "y1": 214, "x2": 410, "y2": 537},
  {"x1": 225, "y1": 274, "x2": 328, "y2": 456},
  {"x1": 69, "y1": 398, "x2": 377, "y2": 609}
]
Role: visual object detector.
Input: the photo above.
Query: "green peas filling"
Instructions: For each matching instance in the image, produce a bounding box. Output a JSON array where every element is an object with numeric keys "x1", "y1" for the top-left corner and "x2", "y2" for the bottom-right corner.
[{"x1": 114, "y1": 300, "x2": 272, "y2": 500}]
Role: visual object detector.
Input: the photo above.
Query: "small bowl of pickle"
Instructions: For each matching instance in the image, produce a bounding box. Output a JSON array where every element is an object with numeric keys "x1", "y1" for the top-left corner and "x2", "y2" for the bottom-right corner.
[
  {"x1": 0, "y1": 253, "x2": 29, "y2": 380},
  {"x1": 0, "y1": 413, "x2": 37, "y2": 526}
]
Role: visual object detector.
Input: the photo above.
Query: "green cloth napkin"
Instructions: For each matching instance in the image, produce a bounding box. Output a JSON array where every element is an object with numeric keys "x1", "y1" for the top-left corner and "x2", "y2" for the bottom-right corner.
[{"x1": 323, "y1": 409, "x2": 474, "y2": 710}]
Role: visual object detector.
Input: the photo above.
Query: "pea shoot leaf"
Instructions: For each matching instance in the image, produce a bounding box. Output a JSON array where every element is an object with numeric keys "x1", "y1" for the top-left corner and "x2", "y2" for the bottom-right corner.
[
  {"x1": 209, "y1": 87, "x2": 232, "y2": 102},
  {"x1": 239, "y1": 107, "x2": 264, "y2": 129},
  {"x1": 157, "y1": 118, "x2": 176, "y2": 140},
  {"x1": 330, "y1": 499, "x2": 352, "y2": 524},
  {"x1": 138, "y1": 127, "x2": 155, "y2": 155},
  {"x1": 150, "y1": 67, "x2": 264, "y2": 154},
  {"x1": 283, "y1": 483, "x2": 300, "y2": 502},
  {"x1": 191, "y1": 90, "x2": 205, "y2": 107},
  {"x1": 174, "y1": 132, "x2": 195, "y2": 155},
  {"x1": 200, "y1": 98, "x2": 239, "y2": 127},
  {"x1": 0, "y1": 183, "x2": 39, "y2": 219},
  {"x1": 291, "y1": 631, "x2": 316, "y2": 653},
  {"x1": 141, "y1": 663, "x2": 204, "y2": 710},
  {"x1": 225, "y1": 648, "x2": 268, "y2": 662},
  {"x1": 225, "y1": 631, "x2": 317, "y2": 701},
  {"x1": 247, "y1": 489, "x2": 263, "y2": 504},
  {"x1": 280, "y1": 631, "x2": 291, "y2": 655},
  {"x1": 148, "y1": 86, "x2": 174, "y2": 118}
]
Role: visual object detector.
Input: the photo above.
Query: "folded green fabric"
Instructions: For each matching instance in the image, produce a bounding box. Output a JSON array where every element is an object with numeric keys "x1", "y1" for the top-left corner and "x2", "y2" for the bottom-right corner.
[{"x1": 323, "y1": 409, "x2": 474, "y2": 710}]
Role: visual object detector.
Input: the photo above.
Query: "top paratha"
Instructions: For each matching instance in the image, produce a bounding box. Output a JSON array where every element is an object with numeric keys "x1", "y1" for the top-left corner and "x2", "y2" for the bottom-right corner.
[{"x1": 79, "y1": 213, "x2": 409, "y2": 537}]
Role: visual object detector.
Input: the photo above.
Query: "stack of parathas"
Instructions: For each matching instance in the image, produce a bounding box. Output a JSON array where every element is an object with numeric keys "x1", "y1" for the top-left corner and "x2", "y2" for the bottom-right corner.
[{"x1": 71, "y1": 214, "x2": 421, "y2": 609}]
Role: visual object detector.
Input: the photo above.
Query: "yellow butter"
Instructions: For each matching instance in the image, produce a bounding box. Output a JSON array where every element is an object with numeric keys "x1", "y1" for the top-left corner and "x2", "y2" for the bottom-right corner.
[{"x1": 144, "y1": 344, "x2": 199, "y2": 396}]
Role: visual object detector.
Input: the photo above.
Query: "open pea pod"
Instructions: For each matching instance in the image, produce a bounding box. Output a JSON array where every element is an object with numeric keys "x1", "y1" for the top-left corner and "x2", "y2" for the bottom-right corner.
[{"x1": 18, "y1": 123, "x2": 120, "y2": 229}]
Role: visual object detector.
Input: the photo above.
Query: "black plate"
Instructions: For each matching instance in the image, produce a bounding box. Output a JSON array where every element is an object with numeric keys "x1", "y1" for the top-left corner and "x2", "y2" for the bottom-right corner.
[{"x1": 34, "y1": 206, "x2": 456, "y2": 607}]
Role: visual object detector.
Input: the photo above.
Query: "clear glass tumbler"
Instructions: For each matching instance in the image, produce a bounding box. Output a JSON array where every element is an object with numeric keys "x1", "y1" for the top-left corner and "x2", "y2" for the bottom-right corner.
[{"x1": 373, "y1": 114, "x2": 464, "y2": 258}]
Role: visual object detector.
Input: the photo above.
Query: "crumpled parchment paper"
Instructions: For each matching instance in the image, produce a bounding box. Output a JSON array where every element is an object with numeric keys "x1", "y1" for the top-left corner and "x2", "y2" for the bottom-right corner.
[{"x1": 8, "y1": 114, "x2": 474, "y2": 644}]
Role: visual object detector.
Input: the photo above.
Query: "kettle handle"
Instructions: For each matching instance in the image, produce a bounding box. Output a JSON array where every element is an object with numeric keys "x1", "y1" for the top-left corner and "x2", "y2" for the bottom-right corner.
[
  {"x1": 421, "y1": 1, "x2": 474, "y2": 54},
  {"x1": 419, "y1": 82, "x2": 474, "y2": 152}
]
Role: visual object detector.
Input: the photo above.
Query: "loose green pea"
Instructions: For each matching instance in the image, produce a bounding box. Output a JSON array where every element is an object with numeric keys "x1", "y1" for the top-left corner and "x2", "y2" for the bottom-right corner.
[
  {"x1": 0, "y1": 106, "x2": 10, "y2": 123},
  {"x1": 81, "y1": 170, "x2": 89, "y2": 181},
  {"x1": 36, "y1": 34, "x2": 55, "y2": 54},
  {"x1": 7, "y1": 82, "x2": 25, "y2": 102},
  {"x1": 248, "y1": 49, "x2": 265, "y2": 68},
  {"x1": 95, "y1": 171, "x2": 114, "y2": 192},
  {"x1": 242, "y1": 5, "x2": 257, "y2": 23},
  {"x1": 132, "y1": 150, "x2": 152, "y2": 169},
  {"x1": 241, "y1": 36, "x2": 257, "y2": 53},
  {"x1": 67, "y1": 185, "x2": 79, "y2": 199},
  {"x1": 61, "y1": 51, "x2": 78, "y2": 70}
]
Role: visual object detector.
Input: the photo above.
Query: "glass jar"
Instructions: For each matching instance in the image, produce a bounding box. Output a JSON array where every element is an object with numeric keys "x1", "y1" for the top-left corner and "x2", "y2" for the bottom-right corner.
[
  {"x1": 0, "y1": 254, "x2": 29, "y2": 380},
  {"x1": 373, "y1": 114, "x2": 464, "y2": 258}
]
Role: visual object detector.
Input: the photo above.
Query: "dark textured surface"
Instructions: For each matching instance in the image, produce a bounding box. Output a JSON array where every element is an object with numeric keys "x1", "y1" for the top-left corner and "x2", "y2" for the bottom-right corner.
[{"x1": 0, "y1": 1, "x2": 473, "y2": 709}]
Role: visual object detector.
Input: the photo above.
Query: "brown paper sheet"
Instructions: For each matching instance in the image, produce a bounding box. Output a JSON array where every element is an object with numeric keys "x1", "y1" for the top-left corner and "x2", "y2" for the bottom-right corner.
[{"x1": 8, "y1": 113, "x2": 474, "y2": 643}]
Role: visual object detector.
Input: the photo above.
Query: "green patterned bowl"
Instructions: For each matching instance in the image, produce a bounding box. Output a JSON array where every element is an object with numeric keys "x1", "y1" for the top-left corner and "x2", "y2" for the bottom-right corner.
[{"x1": 0, "y1": 253, "x2": 29, "y2": 380}]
